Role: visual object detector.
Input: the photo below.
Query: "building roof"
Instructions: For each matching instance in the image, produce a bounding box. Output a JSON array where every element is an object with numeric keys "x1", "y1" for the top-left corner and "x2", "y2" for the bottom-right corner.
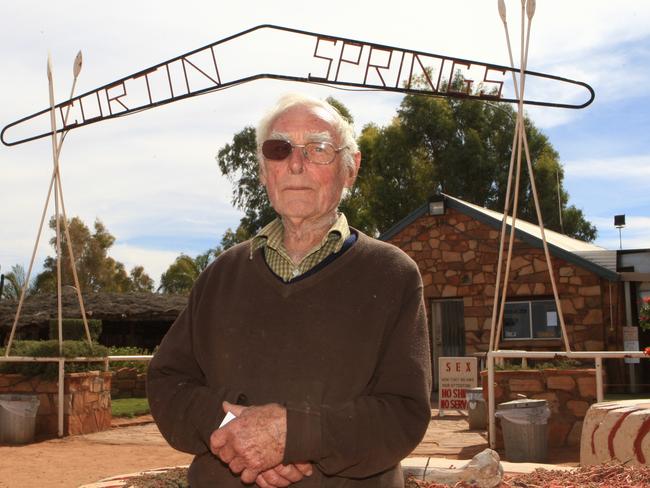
[
  {"x1": 0, "y1": 290, "x2": 188, "y2": 330},
  {"x1": 380, "y1": 194, "x2": 619, "y2": 281}
]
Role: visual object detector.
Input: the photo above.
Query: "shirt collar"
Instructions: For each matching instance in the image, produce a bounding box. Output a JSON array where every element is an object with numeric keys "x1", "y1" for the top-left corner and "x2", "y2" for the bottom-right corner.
[{"x1": 250, "y1": 213, "x2": 350, "y2": 259}]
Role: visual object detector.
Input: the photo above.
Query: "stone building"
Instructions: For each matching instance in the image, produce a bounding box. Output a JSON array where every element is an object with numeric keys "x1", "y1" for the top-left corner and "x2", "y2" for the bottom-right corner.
[{"x1": 381, "y1": 194, "x2": 649, "y2": 391}]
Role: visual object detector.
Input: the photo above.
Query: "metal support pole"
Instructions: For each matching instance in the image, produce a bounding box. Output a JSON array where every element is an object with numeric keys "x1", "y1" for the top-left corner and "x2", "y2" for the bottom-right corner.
[
  {"x1": 487, "y1": 352, "x2": 496, "y2": 449},
  {"x1": 595, "y1": 357, "x2": 604, "y2": 403},
  {"x1": 624, "y1": 281, "x2": 639, "y2": 393}
]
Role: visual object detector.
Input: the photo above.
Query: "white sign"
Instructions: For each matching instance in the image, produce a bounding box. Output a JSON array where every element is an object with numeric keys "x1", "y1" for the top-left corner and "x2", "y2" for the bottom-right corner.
[
  {"x1": 547, "y1": 311, "x2": 558, "y2": 327},
  {"x1": 623, "y1": 326, "x2": 640, "y2": 364},
  {"x1": 438, "y1": 357, "x2": 477, "y2": 413}
]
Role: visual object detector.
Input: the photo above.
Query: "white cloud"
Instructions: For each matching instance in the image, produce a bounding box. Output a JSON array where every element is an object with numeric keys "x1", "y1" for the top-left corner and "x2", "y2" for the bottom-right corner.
[{"x1": 565, "y1": 155, "x2": 650, "y2": 180}]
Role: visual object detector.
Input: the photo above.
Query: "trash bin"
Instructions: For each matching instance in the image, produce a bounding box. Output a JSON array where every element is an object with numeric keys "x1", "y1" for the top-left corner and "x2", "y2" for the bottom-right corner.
[
  {"x1": 466, "y1": 387, "x2": 487, "y2": 429},
  {"x1": 0, "y1": 394, "x2": 40, "y2": 444},
  {"x1": 495, "y1": 398, "x2": 550, "y2": 462}
]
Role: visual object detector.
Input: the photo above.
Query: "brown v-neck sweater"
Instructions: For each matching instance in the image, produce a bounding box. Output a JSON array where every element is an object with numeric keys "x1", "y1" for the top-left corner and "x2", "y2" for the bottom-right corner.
[{"x1": 147, "y1": 231, "x2": 432, "y2": 487}]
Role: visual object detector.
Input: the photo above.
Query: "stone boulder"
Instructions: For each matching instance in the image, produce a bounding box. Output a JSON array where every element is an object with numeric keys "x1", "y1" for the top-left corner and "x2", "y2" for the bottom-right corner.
[{"x1": 581, "y1": 399, "x2": 650, "y2": 466}]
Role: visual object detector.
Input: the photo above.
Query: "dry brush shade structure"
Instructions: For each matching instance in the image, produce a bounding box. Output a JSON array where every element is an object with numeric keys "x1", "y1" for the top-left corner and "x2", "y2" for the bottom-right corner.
[
  {"x1": 0, "y1": 290, "x2": 188, "y2": 349},
  {"x1": 0, "y1": 291, "x2": 184, "y2": 438}
]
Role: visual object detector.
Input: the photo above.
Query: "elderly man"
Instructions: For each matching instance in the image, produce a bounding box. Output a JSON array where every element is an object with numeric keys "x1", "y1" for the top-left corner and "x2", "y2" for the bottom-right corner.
[{"x1": 147, "y1": 93, "x2": 432, "y2": 488}]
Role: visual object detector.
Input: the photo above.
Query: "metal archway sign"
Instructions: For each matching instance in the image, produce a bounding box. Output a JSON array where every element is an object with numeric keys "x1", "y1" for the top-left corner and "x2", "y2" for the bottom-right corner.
[{"x1": 1, "y1": 24, "x2": 594, "y2": 147}]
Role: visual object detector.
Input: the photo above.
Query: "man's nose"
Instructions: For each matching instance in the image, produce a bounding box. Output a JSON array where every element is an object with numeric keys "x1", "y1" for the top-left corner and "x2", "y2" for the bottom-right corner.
[{"x1": 288, "y1": 146, "x2": 307, "y2": 174}]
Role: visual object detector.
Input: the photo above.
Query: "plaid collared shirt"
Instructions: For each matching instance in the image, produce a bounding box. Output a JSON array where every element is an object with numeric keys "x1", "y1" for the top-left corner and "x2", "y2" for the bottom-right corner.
[{"x1": 250, "y1": 213, "x2": 350, "y2": 282}]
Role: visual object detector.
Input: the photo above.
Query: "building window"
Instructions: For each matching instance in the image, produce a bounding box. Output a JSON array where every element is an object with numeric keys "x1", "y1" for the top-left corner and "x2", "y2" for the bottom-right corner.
[{"x1": 502, "y1": 300, "x2": 560, "y2": 340}]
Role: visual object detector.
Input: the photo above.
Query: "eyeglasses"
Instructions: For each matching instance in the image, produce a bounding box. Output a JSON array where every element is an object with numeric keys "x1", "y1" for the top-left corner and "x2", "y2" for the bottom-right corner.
[{"x1": 261, "y1": 139, "x2": 346, "y2": 165}]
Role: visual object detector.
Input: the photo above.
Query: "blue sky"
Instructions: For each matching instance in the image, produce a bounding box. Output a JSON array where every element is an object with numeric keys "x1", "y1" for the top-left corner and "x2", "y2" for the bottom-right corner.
[{"x1": 1, "y1": 0, "x2": 649, "y2": 286}]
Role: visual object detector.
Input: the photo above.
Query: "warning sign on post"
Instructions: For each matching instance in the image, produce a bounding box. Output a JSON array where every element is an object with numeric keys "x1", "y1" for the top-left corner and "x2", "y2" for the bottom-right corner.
[
  {"x1": 623, "y1": 326, "x2": 640, "y2": 364},
  {"x1": 438, "y1": 357, "x2": 477, "y2": 413}
]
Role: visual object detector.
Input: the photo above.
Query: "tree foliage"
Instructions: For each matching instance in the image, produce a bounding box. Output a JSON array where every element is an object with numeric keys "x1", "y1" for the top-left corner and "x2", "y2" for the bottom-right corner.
[
  {"x1": 129, "y1": 265, "x2": 155, "y2": 293},
  {"x1": 32, "y1": 216, "x2": 154, "y2": 294},
  {"x1": 158, "y1": 247, "x2": 225, "y2": 294},
  {"x1": 347, "y1": 86, "x2": 596, "y2": 240},
  {"x1": 158, "y1": 228, "x2": 248, "y2": 294},
  {"x1": 0, "y1": 264, "x2": 30, "y2": 299},
  {"x1": 215, "y1": 126, "x2": 275, "y2": 240}
]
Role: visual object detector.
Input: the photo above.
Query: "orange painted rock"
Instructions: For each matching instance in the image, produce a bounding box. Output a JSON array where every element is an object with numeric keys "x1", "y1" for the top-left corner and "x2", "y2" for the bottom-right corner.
[{"x1": 581, "y1": 399, "x2": 650, "y2": 466}]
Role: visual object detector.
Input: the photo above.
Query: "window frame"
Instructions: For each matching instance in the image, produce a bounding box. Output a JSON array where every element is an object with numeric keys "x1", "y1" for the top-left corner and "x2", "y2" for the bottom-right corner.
[{"x1": 501, "y1": 299, "x2": 560, "y2": 341}]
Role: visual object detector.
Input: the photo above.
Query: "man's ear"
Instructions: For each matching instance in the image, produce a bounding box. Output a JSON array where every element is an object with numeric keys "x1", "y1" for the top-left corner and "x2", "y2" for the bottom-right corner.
[{"x1": 347, "y1": 151, "x2": 361, "y2": 185}]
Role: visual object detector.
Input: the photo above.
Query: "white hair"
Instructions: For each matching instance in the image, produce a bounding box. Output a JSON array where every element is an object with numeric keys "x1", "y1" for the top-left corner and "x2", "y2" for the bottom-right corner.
[{"x1": 256, "y1": 93, "x2": 359, "y2": 172}]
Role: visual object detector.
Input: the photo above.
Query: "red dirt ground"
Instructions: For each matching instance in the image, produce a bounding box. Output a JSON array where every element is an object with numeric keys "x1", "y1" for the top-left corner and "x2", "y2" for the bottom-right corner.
[
  {"x1": 0, "y1": 416, "x2": 192, "y2": 488},
  {"x1": 0, "y1": 411, "x2": 578, "y2": 488}
]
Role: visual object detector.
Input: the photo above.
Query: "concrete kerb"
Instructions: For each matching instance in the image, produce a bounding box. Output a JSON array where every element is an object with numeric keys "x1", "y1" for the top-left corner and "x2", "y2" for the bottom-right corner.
[{"x1": 79, "y1": 456, "x2": 576, "y2": 488}]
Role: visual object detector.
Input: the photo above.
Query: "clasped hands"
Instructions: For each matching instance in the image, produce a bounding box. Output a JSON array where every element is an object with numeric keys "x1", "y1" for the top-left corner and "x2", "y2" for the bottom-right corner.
[{"x1": 210, "y1": 401, "x2": 312, "y2": 487}]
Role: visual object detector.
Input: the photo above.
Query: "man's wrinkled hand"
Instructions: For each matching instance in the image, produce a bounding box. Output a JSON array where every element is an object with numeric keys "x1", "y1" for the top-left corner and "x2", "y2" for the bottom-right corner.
[
  {"x1": 210, "y1": 401, "x2": 287, "y2": 484},
  {"x1": 255, "y1": 462, "x2": 313, "y2": 488}
]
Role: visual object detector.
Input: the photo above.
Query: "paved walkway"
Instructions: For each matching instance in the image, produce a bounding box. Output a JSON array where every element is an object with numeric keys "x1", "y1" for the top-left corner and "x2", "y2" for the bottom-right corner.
[
  {"x1": 77, "y1": 410, "x2": 576, "y2": 487},
  {"x1": 103, "y1": 411, "x2": 490, "y2": 458},
  {"x1": 102, "y1": 408, "x2": 579, "y2": 467},
  {"x1": 412, "y1": 410, "x2": 488, "y2": 459}
]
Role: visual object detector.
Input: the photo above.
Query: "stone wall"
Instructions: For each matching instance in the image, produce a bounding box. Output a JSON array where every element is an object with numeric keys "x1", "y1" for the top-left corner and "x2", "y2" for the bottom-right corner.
[
  {"x1": 481, "y1": 368, "x2": 599, "y2": 448},
  {"x1": 111, "y1": 367, "x2": 147, "y2": 398},
  {"x1": 387, "y1": 207, "x2": 623, "y2": 353},
  {"x1": 0, "y1": 371, "x2": 111, "y2": 438}
]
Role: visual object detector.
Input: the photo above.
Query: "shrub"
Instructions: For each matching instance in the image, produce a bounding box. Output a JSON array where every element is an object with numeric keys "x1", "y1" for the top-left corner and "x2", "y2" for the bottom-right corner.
[
  {"x1": 130, "y1": 467, "x2": 188, "y2": 488},
  {"x1": 494, "y1": 357, "x2": 588, "y2": 371},
  {"x1": 0, "y1": 340, "x2": 109, "y2": 380},
  {"x1": 49, "y1": 318, "x2": 102, "y2": 341},
  {"x1": 108, "y1": 346, "x2": 153, "y2": 373}
]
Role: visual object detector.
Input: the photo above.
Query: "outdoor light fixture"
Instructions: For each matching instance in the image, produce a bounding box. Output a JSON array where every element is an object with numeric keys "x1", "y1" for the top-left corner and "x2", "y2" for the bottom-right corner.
[
  {"x1": 429, "y1": 196, "x2": 446, "y2": 216},
  {"x1": 615, "y1": 214, "x2": 626, "y2": 250}
]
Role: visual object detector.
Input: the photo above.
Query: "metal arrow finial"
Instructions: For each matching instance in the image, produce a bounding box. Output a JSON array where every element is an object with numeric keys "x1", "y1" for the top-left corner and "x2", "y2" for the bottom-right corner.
[
  {"x1": 47, "y1": 52, "x2": 53, "y2": 83},
  {"x1": 498, "y1": 0, "x2": 507, "y2": 24},
  {"x1": 527, "y1": 0, "x2": 536, "y2": 20},
  {"x1": 73, "y1": 50, "x2": 83, "y2": 77}
]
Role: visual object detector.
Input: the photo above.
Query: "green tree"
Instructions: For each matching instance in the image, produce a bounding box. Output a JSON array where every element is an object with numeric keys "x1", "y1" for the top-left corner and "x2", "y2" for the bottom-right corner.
[
  {"x1": 33, "y1": 216, "x2": 154, "y2": 293},
  {"x1": 341, "y1": 121, "x2": 436, "y2": 235},
  {"x1": 158, "y1": 254, "x2": 201, "y2": 294},
  {"x1": 355, "y1": 83, "x2": 596, "y2": 240},
  {"x1": 129, "y1": 265, "x2": 154, "y2": 292},
  {"x1": 158, "y1": 229, "x2": 248, "y2": 293},
  {"x1": 158, "y1": 247, "x2": 221, "y2": 294},
  {"x1": 216, "y1": 126, "x2": 275, "y2": 241},
  {"x1": 0, "y1": 264, "x2": 30, "y2": 299},
  {"x1": 325, "y1": 96, "x2": 354, "y2": 124}
]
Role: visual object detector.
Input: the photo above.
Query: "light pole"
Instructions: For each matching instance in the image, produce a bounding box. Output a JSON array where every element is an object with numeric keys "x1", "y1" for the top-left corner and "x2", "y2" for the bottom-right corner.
[{"x1": 614, "y1": 214, "x2": 625, "y2": 250}]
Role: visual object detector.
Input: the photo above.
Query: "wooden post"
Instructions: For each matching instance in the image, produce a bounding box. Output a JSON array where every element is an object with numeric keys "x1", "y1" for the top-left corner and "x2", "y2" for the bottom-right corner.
[{"x1": 58, "y1": 358, "x2": 64, "y2": 437}]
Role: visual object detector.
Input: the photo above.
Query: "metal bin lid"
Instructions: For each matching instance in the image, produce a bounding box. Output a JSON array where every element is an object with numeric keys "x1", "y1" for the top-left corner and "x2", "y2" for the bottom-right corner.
[{"x1": 497, "y1": 398, "x2": 547, "y2": 410}]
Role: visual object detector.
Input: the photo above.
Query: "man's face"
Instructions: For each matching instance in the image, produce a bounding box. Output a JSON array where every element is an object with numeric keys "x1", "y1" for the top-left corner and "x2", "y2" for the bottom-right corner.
[{"x1": 260, "y1": 105, "x2": 359, "y2": 224}]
